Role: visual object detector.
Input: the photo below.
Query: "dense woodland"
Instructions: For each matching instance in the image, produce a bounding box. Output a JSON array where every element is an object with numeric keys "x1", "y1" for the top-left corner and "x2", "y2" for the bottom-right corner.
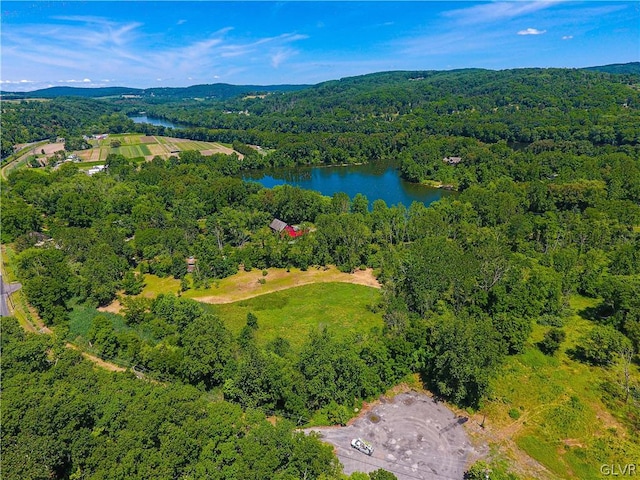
[{"x1": 2, "y1": 66, "x2": 640, "y2": 479}]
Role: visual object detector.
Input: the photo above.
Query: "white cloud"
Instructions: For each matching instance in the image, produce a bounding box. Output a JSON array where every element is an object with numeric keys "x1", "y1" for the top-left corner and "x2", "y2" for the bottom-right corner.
[
  {"x1": 562, "y1": 35, "x2": 573, "y2": 40},
  {"x1": 271, "y1": 49, "x2": 296, "y2": 68},
  {"x1": 0, "y1": 79, "x2": 33, "y2": 84},
  {"x1": 58, "y1": 79, "x2": 93, "y2": 84},
  {"x1": 518, "y1": 28, "x2": 547, "y2": 35},
  {"x1": 443, "y1": 1, "x2": 559, "y2": 25}
]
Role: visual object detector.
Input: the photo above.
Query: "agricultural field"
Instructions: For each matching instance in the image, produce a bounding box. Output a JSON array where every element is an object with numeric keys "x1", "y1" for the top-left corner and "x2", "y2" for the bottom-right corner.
[{"x1": 75, "y1": 133, "x2": 240, "y2": 162}]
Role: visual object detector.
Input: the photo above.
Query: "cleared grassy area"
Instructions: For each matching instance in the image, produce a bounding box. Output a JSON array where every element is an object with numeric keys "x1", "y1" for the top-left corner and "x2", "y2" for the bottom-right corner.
[
  {"x1": 133, "y1": 266, "x2": 379, "y2": 304},
  {"x1": 203, "y1": 282, "x2": 384, "y2": 348},
  {"x1": 75, "y1": 281, "x2": 382, "y2": 352},
  {"x1": 131, "y1": 268, "x2": 382, "y2": 347},
  {"x1": 479, "y1": 295, "x2": 640, "y2": 479}
]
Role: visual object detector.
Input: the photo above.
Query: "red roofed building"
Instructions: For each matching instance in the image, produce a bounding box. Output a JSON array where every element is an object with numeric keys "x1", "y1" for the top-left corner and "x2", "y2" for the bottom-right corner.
[
  {"x1": 270, "y1": 218, "x2": 306, "y2": 238},
  {"x1": 284, "y1": 225, "x2": 304, "y2": 238}
]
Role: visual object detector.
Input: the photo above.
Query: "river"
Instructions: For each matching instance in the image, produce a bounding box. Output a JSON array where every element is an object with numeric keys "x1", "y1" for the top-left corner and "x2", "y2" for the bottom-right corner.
[
  {"x1": 129, "y1": 115, "x2": 185, "y2": 129},
  {"x1": 131, "y1": 115, "x2": 452, "y2": 207}
]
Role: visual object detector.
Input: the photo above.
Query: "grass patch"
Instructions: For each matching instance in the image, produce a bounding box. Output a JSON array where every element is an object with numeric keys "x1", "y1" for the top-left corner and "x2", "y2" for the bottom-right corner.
[
  {"x1": 482, "y1": 294, "x2": 640, "y2": 479},
  {"x1": 136, "y1": 266, "x2": 379, "y2": 303},
  {"x1": 139, "y1": 274, "x2": 182, "y2": 297},
  {"x1": 68, "y1": 301, "x2": 127, "y2": 341},
  {"x1": 203, "y1": 283, "x2": 383, "y2": 348},
  {"x1": 516, "y1": 436, "x2": 567, "y2": 477},
  {"x1": 77, "y1": 161, "x2": 107, "y2": 168}
]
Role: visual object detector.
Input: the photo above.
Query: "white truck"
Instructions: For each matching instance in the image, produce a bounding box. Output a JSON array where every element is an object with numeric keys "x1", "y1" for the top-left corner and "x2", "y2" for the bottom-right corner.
[{"x1": 351, "y1": 438, "x2": 374, "y2": 456}]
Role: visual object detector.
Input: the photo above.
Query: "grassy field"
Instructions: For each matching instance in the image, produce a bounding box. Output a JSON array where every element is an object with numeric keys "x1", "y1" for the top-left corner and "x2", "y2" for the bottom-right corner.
[
  {"x1": 474, "y1": 295, "x2": 640, "y2": 479},
  {"x1": 80, "y1": 281, "x2": 383, "y2": 351},
  {"x1": 204, "y1": 282, "x2": 383, "y2": 347},
  {"x1": 68, "y1": 301, "x2": 127, "y2": 340},
  {"x1": 112, "y1": 267, "x2": 383, "y2": 348},
  {"x1": 131, "y1": 266, "x2": 380, "y2": 304}
]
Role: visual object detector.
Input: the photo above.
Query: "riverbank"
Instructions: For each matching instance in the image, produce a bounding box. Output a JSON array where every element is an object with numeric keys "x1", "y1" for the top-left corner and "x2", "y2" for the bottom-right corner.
[{"x1": 418, "y1": 179, "x2": 458, "y2": 191}]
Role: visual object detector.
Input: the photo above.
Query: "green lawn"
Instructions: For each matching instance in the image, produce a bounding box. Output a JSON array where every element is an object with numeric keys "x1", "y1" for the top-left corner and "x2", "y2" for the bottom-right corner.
[{"x1": 203, "y1": 282, "x2": 383, "y2": 348}]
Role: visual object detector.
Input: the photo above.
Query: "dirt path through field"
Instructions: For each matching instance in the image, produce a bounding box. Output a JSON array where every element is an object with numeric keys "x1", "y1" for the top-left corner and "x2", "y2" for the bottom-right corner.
[
  {"x1": 192, "y1": 267, "x2": 380, "y2": 304},
  {"x1": 66, "y1": 343, "x2": 127, "y2": 372}
]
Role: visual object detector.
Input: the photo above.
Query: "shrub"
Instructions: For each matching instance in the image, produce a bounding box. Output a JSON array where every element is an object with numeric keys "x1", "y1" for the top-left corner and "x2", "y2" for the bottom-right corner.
[{"x1": 538, "y1": 327, "x2": 566, "y2": 355}]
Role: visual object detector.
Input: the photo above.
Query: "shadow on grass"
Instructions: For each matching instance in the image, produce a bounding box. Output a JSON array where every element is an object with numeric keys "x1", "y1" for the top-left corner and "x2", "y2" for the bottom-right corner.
[{"x1": 577, "y1": 305, "x2": 605, "y2": 322}]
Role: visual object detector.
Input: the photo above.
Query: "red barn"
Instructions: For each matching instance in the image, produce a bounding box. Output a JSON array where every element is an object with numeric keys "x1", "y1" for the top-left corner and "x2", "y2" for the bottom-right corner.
[
  {"x1": 270, "y1": 218, "x2": 306, "y2": 238},
  {"x1": 284, "y1": 225, "x2": 304, "y2": 238}
]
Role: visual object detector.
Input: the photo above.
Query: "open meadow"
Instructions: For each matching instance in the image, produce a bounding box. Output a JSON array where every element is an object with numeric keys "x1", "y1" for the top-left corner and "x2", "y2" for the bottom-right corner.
[
  {"x1": 204, "y1": 282, "x2": 384, "y2": 347},
  {"x1": 467, "y1": 295, "x2": 640, "y2": 479},
  {"x1": 80, "y1": 280, "x2": 383, "y2": 352}
]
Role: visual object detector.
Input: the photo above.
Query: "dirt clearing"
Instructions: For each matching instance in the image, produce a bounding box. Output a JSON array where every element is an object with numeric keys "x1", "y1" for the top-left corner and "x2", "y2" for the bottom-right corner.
[{"x1": 306, "y1": 391, "x2": 483, "y2": 480}]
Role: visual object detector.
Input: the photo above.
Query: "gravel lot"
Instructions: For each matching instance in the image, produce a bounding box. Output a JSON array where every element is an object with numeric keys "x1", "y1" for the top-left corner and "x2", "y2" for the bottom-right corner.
[{"x1": 307, "y1": 391, "x2": 480, "y2": 480}]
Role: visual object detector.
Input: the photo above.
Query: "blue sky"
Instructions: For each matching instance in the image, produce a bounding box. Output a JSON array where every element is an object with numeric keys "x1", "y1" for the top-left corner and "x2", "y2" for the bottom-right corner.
[{"x1": 1, "y1": 1, "x2": 638, "y2": 90}]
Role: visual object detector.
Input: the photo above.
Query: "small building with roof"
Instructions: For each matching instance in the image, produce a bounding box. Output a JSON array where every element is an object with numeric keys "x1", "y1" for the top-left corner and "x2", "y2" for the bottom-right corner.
[
  {"x1": 269, "y1": 219, "x2": 306, "y2": 238},
  {"x1": 443, "y1": 156, "x2": 462, "y2": 165}
]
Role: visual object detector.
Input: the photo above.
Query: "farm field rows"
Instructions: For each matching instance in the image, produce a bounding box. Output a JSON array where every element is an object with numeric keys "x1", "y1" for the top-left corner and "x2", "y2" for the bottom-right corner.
[{"x1": 74, "y1": 133, "x2": 239, "y2": 162}]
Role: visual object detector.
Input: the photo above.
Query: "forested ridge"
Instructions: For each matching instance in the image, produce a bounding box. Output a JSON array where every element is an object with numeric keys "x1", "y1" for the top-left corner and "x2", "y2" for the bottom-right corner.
[{"x1": 2, "y1": 66, "x2": 639, "y2": 479}]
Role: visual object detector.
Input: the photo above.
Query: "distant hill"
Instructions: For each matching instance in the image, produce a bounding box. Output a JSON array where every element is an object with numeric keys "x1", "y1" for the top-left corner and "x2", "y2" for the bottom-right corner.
[
  {"x1": 583, "y1": 62, "x2": 640, "y2": 75},
  {"x1": 0, "y1": 86, "x2": 144, "y2": 99},
  {"x1": 1, "y1": 83, "x2": 311, "y2": 100},
  {"x1": 3, "y1": 63, "x2": 637, "y2": 100},
  {"x1": 143, "y1": 83, "x2": 310, "y2": 99}
]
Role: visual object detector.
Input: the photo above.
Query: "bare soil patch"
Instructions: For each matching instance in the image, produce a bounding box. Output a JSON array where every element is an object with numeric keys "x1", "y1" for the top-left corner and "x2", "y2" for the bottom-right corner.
[
  {"x1": 40, "y1": 142, "x2": 65, "y2": 154},
  {"x1": 139, "y1": 136, "x2": 156, "y2": 144},
  {"x1": 98, "y1": 299, "x2": 123, "y2": 314}
]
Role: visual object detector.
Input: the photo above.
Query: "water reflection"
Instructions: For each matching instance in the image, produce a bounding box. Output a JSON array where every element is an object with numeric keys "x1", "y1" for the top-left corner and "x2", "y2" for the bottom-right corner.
[
  {"x1": 129, "y1": 115, "x2": 185, "y2": 129},
  {"x1": 243, "y1": 160, "x2": 455, "y2": 208}
]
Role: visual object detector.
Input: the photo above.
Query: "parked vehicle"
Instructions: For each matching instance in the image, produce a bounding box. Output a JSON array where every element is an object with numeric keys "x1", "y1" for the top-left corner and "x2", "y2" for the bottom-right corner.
[{"x1": 351, "y1": 438, "x2": 374, "y2": 455}]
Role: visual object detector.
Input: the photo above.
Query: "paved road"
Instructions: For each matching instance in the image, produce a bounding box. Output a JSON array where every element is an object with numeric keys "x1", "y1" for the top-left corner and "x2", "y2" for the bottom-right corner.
[
  {"x1": 0, "y1": 274, "x2": 22, "y2": 317},
  {"x1": 307, "y1": 392, "x2": 483, "y2": 480}
]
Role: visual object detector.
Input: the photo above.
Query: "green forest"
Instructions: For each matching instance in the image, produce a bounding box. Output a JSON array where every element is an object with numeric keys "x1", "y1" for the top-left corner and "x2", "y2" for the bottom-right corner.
[{"x1": 2, "y1": 66, "x2": 639, "y2": 479}]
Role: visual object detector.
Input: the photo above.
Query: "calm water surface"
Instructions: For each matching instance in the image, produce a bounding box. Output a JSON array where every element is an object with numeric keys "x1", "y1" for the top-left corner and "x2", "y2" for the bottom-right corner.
[
  {"x1": 130, "y1": 115, "x2": 185, "y2": 129},
  {"x1": 243, "y1": 160, "x2": 455, "y2": 208}
]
